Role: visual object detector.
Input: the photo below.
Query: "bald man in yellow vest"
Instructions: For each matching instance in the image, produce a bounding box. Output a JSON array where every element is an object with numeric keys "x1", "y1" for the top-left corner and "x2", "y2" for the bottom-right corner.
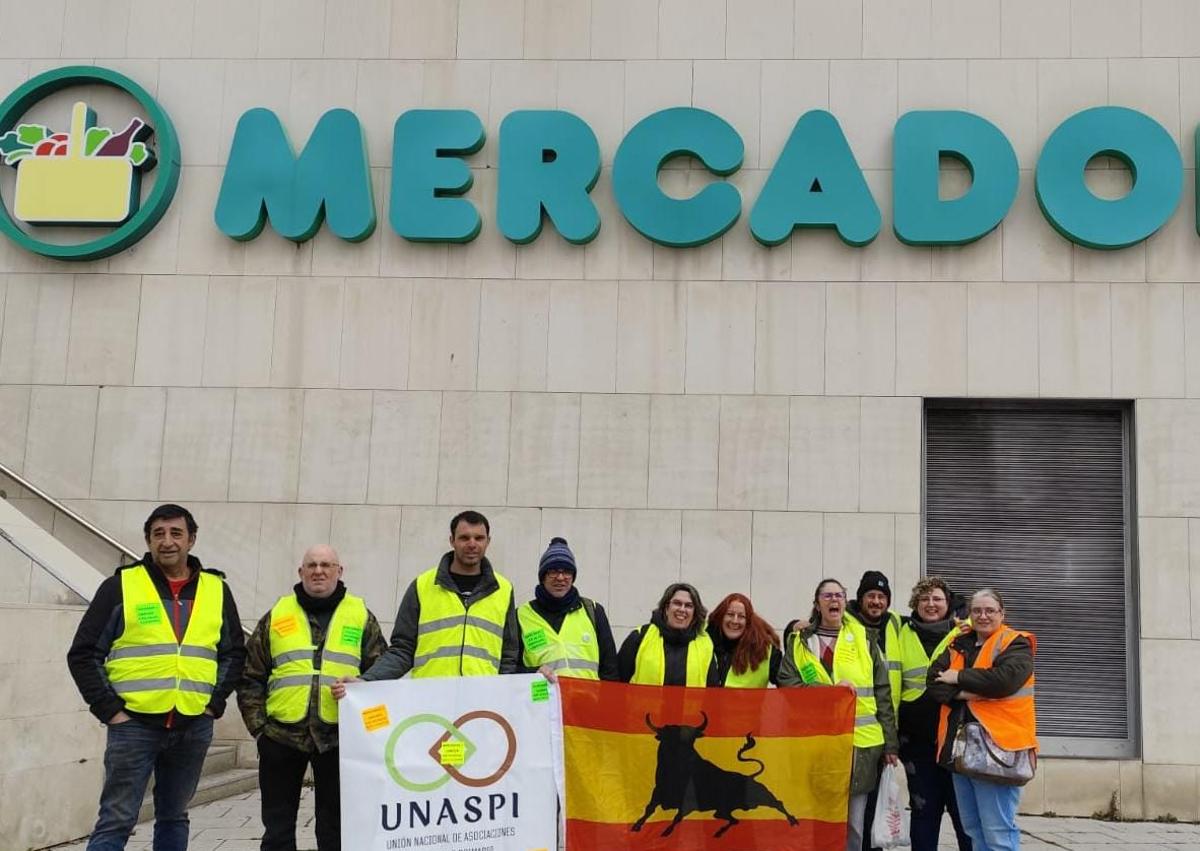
[{"x1": 238, "y1": 545, "x2": 386, "y2": 851}]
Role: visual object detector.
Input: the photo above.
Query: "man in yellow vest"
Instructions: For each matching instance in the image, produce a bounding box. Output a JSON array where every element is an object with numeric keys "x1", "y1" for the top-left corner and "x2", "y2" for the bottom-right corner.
[
  {"x1": 846, "y1": 570, "x2": 903, "y2": 851},
  {"x1": 238, "y1": 544, "x2": 385, "y2": 851},
  {"x1": 333, "y1": 510, "x2": 520, "y2": 690},
  {"x1": 67, "y1": 504, "x2": 246, "y2": 851},
  {"x1": 517, "y1": 537, "x2": 618, "y2": 681}
]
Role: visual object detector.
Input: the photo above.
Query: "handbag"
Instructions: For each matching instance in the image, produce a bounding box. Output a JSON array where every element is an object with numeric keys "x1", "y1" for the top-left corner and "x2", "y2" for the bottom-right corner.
[{"x1": 952, "y1": 721, "x2": 1036, "y2": 786}]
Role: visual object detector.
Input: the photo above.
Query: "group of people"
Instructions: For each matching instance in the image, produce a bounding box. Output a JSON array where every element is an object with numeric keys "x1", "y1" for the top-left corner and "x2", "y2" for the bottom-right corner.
[{"x1": 67, "y1": 504, "x2": 1036, "y2": 851}]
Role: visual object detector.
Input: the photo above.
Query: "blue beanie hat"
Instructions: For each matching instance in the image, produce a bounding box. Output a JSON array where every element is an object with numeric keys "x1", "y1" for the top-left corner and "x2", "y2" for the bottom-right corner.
[{"x1": 539, "y1": 537, "x2": 577, "y2": 579}]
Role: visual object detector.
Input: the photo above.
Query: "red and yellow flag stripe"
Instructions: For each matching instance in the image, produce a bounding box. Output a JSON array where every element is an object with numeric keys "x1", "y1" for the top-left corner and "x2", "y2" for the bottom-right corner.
[{"x1": 560, "y1": 680, "x2": 857, "y2": 850}]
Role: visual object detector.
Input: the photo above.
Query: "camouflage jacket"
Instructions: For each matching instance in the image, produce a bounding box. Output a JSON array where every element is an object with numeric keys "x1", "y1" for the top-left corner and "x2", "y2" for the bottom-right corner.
[{"x1": 238, "y1": 591, "x2": 387, "y2": 754}]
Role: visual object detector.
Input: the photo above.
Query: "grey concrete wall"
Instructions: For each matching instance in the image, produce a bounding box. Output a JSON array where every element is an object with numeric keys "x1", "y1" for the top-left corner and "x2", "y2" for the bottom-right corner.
[{"x1": 0, "y1": 604, "x2": 102, "y2": 849}]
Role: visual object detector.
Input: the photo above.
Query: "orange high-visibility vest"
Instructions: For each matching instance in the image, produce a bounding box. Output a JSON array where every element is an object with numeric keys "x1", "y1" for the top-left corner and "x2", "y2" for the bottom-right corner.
[{"x1": 937, "y1": 626, "x2": 1038, "y2": 758}]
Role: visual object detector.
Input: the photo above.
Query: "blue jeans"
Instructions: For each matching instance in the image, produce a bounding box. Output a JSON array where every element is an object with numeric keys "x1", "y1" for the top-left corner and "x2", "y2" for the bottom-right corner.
[
  {"x1": 951, "y1": 772, "x2": 1021, "y2": 851},
  {"x1": 87, "y1": 715, "x2": 213, "y2": 851}
]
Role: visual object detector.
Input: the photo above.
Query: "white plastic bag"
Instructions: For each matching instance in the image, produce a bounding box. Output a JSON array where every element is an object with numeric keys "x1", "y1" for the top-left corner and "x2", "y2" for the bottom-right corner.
[{"x1": 871, "y1": 763, "x2": 911, "y2": 848}]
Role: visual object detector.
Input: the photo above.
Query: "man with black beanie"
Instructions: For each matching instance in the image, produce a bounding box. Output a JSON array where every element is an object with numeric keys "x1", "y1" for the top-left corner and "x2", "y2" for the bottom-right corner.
[
  {"x1": 517, "y1": 537, "x2": 618, "y2": 681},
  {"x1": 848, "y1": 570, "x2": 904, "y2": 851},
  {"x1": 850, "y1": 570, "x2": 902, "y2": 680}
]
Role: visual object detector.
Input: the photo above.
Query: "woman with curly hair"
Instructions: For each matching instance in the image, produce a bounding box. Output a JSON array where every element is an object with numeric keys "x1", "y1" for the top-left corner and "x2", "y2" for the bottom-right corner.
[
  {"x1": 896, "y1": 577, "x2": 972, "y2": 851},
  {"x1": 707, "y1": 592, "x2": 783, "y2": 687}
]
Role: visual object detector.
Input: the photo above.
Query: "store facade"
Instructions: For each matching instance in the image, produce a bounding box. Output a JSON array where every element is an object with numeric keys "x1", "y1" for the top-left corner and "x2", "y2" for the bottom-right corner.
[{"x1": 1, "y1": 0, "x2": 1199, "y2": 825}]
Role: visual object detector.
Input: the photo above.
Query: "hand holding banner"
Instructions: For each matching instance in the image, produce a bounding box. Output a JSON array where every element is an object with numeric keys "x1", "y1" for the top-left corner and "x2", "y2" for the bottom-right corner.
[{"x1": 340, "y1": 675, "x2": 558, "y2": 851}]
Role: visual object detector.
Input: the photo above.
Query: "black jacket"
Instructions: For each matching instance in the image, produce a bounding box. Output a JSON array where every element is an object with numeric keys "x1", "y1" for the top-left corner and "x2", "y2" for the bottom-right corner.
[
  {"x1": 897, "y1": 614, "x2": 958, "y2": 757},
  {"x1": 927, "y1": 629, "x2": 1035, "y2": 769},
  {"x1": 66, "y1": 555, "x2": 246, "y2": 727},
  {"x1": 362, "y1": 553, "x2": 521, "y2": 680},
  {"x1": 517, "y1": 594, "x2": 620, "y2": 681},
  {"x1": 617, "y1": 611, "x2": 720, "y2": 687}
]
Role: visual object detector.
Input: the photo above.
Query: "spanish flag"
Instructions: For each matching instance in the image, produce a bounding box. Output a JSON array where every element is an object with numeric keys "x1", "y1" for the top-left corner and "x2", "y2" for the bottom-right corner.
[{"x1": 560, "y1": 679, "x2": 855, "y2": 850}]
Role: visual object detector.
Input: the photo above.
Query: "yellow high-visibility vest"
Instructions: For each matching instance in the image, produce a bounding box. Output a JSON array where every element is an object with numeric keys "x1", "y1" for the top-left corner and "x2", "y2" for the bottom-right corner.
[
  {"x1": 517, "y1": 602, "x2": 600, "y2": 679},
  {"x1": 849, "y1": 609, "x2": 903, "y2": 713},
  {"x1": 266, "y1": 593, "x2": 368, "y2": 724},
  {"x1": 896, "y1": 621, "x2": 959, "y2": 703},
  {"x1": 631, "y1": 623, "x2": 713, "y2": 687},
  {"x1": 104, "y1": 565, "x2": 223, "y2": 716},
  {"x1": 412, "y1": 567, "x2": 513, "y2": 678},
  {"x1": 723, "y1": 649, "x2": 772, "y2": 688},
  {"x1": 789, "y1": 618, "x2": 885, "y2": 748}
]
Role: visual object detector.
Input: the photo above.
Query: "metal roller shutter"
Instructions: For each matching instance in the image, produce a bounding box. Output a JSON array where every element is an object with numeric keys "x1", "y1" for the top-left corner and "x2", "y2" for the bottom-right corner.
[{"x1": 923, "y1": 400, "x2": 1137, "y2": 759}]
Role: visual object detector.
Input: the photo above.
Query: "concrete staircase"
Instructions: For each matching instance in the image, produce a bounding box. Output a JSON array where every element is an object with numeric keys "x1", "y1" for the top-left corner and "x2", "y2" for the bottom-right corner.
[{"x1": 137, "y1": 743, "x2": 258, "y2": 823}]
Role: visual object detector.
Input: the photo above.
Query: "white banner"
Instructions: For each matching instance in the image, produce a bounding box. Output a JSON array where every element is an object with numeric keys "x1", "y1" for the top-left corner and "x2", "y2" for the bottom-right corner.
[{"x1": 340, "y1": 675, "x2": 559, "y2": 851}]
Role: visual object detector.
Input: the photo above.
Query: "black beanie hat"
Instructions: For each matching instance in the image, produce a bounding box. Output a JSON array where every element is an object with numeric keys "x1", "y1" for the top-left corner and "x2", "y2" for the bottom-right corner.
[
  {"x1": 856, "y1": 570, "x2": 891, "y2": 605},
  {"x1": 538, "y1": 537, "x2": 577, "y2": 580}
]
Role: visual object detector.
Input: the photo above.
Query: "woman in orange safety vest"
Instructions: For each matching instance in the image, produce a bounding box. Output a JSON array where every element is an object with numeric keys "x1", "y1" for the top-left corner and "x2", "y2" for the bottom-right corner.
[{"x1": 927, "y1": 587, "x2": 1037, "y2": 851}]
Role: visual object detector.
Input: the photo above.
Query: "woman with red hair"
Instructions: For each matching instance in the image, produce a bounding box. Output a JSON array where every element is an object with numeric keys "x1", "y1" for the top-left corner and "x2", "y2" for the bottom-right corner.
[{"x1": 707, "y1": 593, "x2": 783, "y2": 687}]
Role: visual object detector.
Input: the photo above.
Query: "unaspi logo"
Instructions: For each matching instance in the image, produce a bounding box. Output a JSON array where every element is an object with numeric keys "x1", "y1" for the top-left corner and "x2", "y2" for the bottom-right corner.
[
  {"x1": 380, "y1": 710, "x2": 521, "y2": 832},
  {"x1": 633, "y1": 711, "x2": 798, "y2": 839},
  {"x1": 384, "y1": 710, "x2": 518, "y2": 791},
  {"x1": 0, "y1": 66, "x2": 179, "y2": 261}
]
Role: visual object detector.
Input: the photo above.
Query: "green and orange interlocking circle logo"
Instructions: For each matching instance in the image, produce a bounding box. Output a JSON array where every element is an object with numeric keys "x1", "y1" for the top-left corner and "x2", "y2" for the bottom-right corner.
[
  {"x1": 0, "y1": 65, "x2": 180, "y2": 261},
  {"x1": 384, "y1": 711, "x2": 518, "y2": 793}
]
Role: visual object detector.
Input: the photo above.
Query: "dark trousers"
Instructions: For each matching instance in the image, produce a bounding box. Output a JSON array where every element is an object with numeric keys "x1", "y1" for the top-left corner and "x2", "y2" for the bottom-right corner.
[
  {"x1": 258, "y1": 734, "x2": 341, "y2": 851},
  {"x1": 906, "y1": 751, "x2": 972, "y2": 851},
  {"x1": 87, "y1": 715, "x2": 213, "y2": 851}
]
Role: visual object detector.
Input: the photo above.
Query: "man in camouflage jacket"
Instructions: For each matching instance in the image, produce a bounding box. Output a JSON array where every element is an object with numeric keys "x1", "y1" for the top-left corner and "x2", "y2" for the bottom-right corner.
[{"x1": 238, "y1": 545, "x2": 386, "y2": 851}]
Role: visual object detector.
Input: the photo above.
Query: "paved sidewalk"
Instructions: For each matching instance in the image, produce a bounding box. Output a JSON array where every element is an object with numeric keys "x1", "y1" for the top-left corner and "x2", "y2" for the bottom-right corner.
[{"x1": 56, "y1": 790, "x2": 1200, "y2": 850}]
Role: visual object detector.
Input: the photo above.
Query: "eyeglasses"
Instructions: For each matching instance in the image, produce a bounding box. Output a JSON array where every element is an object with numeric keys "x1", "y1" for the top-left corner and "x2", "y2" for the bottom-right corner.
[
  {"x1": 303, "y1": 560, "x2": 340, "y2": 571},
  {"x1": 819, "y1": 592, "x2": 846, "y2": 601},
  {"x1": 970, "y1": 607, "x2": 1001, "y2": 617},
  {"x1": 543, "y1": 568, "x2": 573, "y2": 578},
  {"x1": 668, "y1": 600, "x2": 695, "y2": 610}
]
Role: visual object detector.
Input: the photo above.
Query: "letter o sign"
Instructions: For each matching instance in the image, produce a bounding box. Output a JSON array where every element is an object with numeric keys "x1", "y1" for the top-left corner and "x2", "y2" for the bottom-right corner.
[{"x1": 1035, "y1": 106, "x2": 1182, "y2": 250}]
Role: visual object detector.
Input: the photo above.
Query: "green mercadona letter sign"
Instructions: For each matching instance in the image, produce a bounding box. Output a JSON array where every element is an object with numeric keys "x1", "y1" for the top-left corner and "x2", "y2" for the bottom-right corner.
[
  {"x1": 0, "y1": 66, "x2": 1194, "y2": 260},
  {"x1": 214, "y1": 104, "x2": 1187, "y2": 253}
]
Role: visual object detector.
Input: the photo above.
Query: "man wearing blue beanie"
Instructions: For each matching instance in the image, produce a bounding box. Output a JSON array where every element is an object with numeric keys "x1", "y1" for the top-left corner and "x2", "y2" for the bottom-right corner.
[{"x1": 517, "y1": 537, "x2": 618, "y2": 681}]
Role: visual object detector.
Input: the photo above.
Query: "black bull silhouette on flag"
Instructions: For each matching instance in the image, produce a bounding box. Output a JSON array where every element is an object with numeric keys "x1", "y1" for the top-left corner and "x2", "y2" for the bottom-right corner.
[{"x1": 631, "y1": 711, "x2": 801, "y2": 838}]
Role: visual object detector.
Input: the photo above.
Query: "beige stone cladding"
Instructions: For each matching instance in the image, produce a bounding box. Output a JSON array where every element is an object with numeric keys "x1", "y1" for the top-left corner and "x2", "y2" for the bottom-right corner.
[{"x1": 1, "y1": 0, "x2": 1200, "y2": 824}]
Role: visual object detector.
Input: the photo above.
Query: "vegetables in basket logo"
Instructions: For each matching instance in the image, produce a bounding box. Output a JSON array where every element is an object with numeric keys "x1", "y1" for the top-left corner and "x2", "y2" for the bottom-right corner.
[
  {"x1": 3, "y1": 102, "x2": 155, "y2": 225},
  {"x1": 0, "y1": 66, "x2": 180, "y2": 261}
]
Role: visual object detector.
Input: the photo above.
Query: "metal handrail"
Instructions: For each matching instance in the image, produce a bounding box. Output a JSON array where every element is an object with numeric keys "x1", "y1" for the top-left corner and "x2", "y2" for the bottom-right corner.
[
  {"x1": 0, "y1": 459, "x2": 139, "y2": 561},
  {"x1": 0, "y1": 460, "x2": 254, "y2": 636}
]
